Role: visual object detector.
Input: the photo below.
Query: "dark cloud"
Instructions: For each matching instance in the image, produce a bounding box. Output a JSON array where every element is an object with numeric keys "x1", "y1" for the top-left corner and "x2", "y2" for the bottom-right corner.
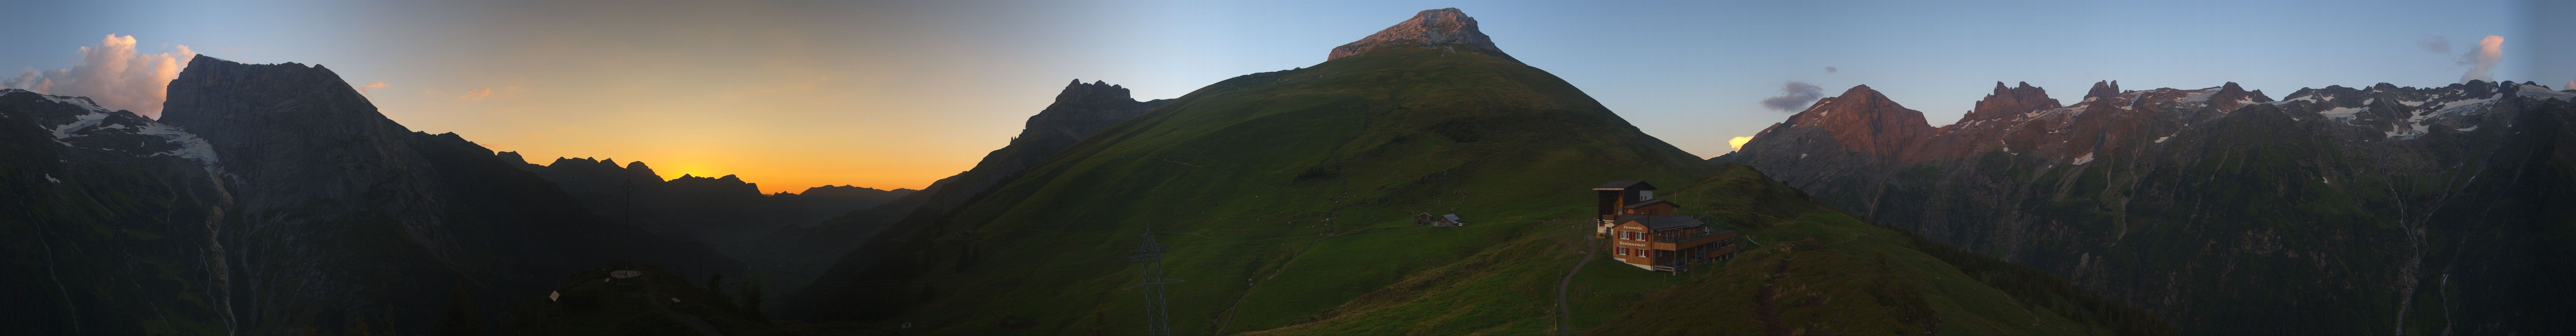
[
  {"x1": 1759, "y1": 81, "x2": 1825, "y2": 112},
  {"x1": 2418, "y1": 35, "x2": 2450, "y2": 53},
  {"x1": 1824, "y1": 66, "x2": 1838, "y2": 74}
]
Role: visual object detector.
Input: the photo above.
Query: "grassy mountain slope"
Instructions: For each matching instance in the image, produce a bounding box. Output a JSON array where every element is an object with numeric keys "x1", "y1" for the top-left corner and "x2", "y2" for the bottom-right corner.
[{"x1": 797, "y1": 46, "x2": 2155, "y2": 335}]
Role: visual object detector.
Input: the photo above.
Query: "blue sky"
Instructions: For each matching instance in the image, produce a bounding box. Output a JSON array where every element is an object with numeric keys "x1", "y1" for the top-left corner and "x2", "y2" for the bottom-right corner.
[{"x1": 1, "y1": 1, "x2": 2566, "y2": 190}]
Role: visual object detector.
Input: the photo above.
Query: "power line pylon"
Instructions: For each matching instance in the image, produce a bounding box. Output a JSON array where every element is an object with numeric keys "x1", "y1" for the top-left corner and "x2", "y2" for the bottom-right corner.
[{"x1": 1127, "y1": 233, "x2": 1176, "y2": 336}]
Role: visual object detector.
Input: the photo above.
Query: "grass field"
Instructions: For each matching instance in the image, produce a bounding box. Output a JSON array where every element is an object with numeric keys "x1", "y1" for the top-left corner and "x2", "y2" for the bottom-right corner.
[{"x1": 797, "y1": 46, "x2": 2161, "y2": 335}]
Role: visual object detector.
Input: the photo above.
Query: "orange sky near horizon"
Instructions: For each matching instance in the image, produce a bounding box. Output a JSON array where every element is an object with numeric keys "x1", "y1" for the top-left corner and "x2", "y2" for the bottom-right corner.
[
  {"x1": 9, "y1": 2, "x2": 2559, "y2": 194},
  {"x1": 342, "y1": 3, "x2": 1119, "y2": 193}
]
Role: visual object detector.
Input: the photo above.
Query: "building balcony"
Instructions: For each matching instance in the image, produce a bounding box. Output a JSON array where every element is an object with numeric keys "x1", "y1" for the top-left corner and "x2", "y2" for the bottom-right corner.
[{"x1": 1647, "y1": 226, "x2": 1738, "y2": 250}]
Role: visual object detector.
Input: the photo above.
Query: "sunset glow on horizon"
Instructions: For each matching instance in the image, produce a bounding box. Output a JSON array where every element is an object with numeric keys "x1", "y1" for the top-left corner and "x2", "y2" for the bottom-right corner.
[{"x1": 3, "y1": 1, "x2": 2565, "y2": 193}]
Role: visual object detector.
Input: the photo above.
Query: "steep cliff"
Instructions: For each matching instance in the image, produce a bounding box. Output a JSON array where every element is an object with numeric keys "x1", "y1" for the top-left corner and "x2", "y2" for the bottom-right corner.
[
  {"x1": 1720, "y1": 80, "x2": 2576, "y2": 334},
  {"x1": 0, "y1": 89, "x2": 235, "y2": 335},
  {"x1": 2, "y1": 56, "x2": 738, "y2": 335}
]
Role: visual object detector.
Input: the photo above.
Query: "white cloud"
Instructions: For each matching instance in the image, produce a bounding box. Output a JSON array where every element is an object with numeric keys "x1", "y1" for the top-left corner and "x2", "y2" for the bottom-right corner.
[
  {"x1": 358, "y1": 81, "x2": 387, "y2": 95},
  {"x1": 0, "y1": 34, "x2": 196, "y2": 119},
  {"x1": 2458, "y1": 35, "x2": 2502, "y2": 83},
  {"x1": 1728, "y1": 136, "x2": 1755, "y2": 151},
  {"x1": 457, "y1": 88, "x2": 492, "y2": 100}
]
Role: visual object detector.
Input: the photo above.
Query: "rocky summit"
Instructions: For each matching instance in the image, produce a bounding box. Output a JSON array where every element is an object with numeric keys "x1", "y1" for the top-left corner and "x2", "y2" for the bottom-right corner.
[
  {"x1": 1327, "y1": 8, "x2": 1513, "y2": 61},
  {"x1": 1720, "y1": 79, "x2": 2576, "y2": 334},
  {"x1": 781, "y1": 9, "x2": 2174, "y2": 335},
  {"x1": 3, "y1": 55, "x2": 736, "y2": 335}
]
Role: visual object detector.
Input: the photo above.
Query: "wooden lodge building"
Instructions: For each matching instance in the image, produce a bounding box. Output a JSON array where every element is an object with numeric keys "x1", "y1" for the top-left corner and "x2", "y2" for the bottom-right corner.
[{"x1": 1594, "y1": 181, "x2": 1743, "y2": 272}]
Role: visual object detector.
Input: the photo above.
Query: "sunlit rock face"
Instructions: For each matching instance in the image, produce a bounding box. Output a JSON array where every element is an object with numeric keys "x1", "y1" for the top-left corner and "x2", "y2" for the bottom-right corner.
[
  {"x1": 1719, "y1": 79, "x2": 2576, "y2": 334},
  {"x1": 1328, "y1": 8, "x2": 1513, "y2": 62}
]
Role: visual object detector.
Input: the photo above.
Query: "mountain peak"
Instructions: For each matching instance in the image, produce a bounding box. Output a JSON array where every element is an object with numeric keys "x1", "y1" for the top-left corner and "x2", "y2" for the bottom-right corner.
[
  {"x1": 1783, "y1": 84, "x2": 1933, "y2": 157},
  {"x1": 2085, "y1": 80, "x2": 2121, "y2": 100},
  {"x1": 1055, "y1": 79, "x2": 1135, "y2": 106},
  {"x1": 1327, "y1": 8, "x2": 1513, "y2": 61},
  {"x1": 1960, "y1": 81, "x2": 2062, "y2": 123},
  {"x1": 2205, "y1": 81, "x2": 2271, "y2": 110}
]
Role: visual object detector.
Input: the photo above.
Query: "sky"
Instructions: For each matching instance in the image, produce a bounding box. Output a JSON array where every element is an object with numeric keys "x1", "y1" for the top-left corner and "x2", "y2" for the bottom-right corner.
[{"x1": 3, "y1": 1, "x2": 2567, "y2": 192}]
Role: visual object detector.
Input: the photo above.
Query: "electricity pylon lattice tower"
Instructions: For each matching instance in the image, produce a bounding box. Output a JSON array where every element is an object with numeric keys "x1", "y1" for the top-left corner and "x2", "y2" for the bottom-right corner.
[{"x1": 1128, "y1": 233, "x2": 1176, "y2": 336}]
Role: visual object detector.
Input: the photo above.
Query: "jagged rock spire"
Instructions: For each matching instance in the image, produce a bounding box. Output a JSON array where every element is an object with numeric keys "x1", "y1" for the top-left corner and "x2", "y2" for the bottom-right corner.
[
  {"x1": 1055, "y1": 79, "x2": 1135, "y2": 106},
  {"x1": 2085, "y1": 80, "x2": 2122, "y2": 100},
  {"x1": 1327, "y1": 8, "x2": 1513, "y2": 61},
  {"x1": 1961, "y1": 81, "x2": 2062, "y2": 123}
]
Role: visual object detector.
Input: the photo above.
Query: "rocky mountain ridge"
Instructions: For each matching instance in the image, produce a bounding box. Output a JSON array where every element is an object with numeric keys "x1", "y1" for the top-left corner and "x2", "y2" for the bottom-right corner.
[
  {"x1": 1719, "y1": 79, "x2": 2576, "y2": 334},
  {"x1": 1328, "y1": 8, "x2": 1514, "y2": 62},
  {"x1": 2, "y1": 56, "x2": 737, "y2": 335},
  {"x1": 752, "y1": 78, "x2": 1167, "y2": 312},
  {"x1": 0, "y1": 88, "x2": 236, "y2": 335},
  {"x1": 501, "y1": 154, "x2": 912, "y2": 236},
  {"x1": 780, "y1": 8, "x2": 2171, "y2": 335}
]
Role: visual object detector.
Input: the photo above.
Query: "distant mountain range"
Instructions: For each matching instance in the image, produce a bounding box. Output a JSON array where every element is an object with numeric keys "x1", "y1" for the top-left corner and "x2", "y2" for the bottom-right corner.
[
  {"x1": 0, "y1": 56, "x2": 736, "y2": 335},
  {"x1": 498, "y1": 153, "x2": 912, "y2": 243},
  {"x1": 1719, "y1": 79, "x2": 2576, "y2": 334},
  {"x1": 784, "y1": 8, "x2": 2164, "y2": 335},
  {"x1": 17, "y1": 6, "x2": 2567, "y2": 336}
]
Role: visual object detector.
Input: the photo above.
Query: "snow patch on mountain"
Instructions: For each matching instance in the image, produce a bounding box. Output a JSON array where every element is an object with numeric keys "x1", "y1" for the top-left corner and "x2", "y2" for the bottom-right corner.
[
  {"x1": 137, "y1": 123, "x2": 221, "y2": 166},
  {"x1": 49, "y1": 111, "x2": 109, "y2": 142},
  {"x1": 22, "y1": 90, "x2": 225, "y2": 166},
  {"x1": 2518, "y1": 84, "x2": 2576, "y2": 101},
  {"x1": 2180, "y1": 88, "x2": 2218, "y2": 103},
  {"x1": 2320, "y1": 106, "x2": 2367, "y2": 124}
]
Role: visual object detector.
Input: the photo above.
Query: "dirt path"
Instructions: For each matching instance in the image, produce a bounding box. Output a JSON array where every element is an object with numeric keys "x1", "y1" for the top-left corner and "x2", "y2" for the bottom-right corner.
[
  {"x1": 1755, "y1": 258, "x2": 1791, "y2": 336},
  {"x1": 1556, "y1": 236, "x2": 1598, "y2": 336}
]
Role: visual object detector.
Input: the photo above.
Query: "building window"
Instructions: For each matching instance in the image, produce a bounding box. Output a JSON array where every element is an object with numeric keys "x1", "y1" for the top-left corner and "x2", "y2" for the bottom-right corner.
[{"x1": 1617, "y1": 247, "x2": 1628, "y2": 256}]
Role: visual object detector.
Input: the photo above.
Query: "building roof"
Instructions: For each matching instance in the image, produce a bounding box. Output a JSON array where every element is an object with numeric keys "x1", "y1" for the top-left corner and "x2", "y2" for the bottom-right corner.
[
  {"x1": 1625, "y1": 199, "x2": 1674, "y2": 208},
  {"x1": 1619, "y1": 215, "x2": 1706, "y2": 231},
  {"x1": 1594, "y1": 180, "x2": 1657, "y2": 191}
]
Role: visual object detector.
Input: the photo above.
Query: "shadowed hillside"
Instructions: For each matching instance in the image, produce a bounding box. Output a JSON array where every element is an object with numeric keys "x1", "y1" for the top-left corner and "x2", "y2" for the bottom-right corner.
[{"x1": 785, "y1": 8, "x2": 2164, "y2": 335}]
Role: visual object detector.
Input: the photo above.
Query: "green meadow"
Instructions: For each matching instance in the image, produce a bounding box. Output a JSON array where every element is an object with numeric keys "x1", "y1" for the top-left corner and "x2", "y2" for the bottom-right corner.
[{"x1": 799, "y1": 46, "x2": 2164, "y2": 335}]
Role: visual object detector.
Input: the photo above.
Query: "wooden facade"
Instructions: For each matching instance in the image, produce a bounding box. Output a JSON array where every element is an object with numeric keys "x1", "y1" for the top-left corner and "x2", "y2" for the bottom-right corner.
[{"x1": 1593, "y1": 180, "x2": 1658, "y2": 237}]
